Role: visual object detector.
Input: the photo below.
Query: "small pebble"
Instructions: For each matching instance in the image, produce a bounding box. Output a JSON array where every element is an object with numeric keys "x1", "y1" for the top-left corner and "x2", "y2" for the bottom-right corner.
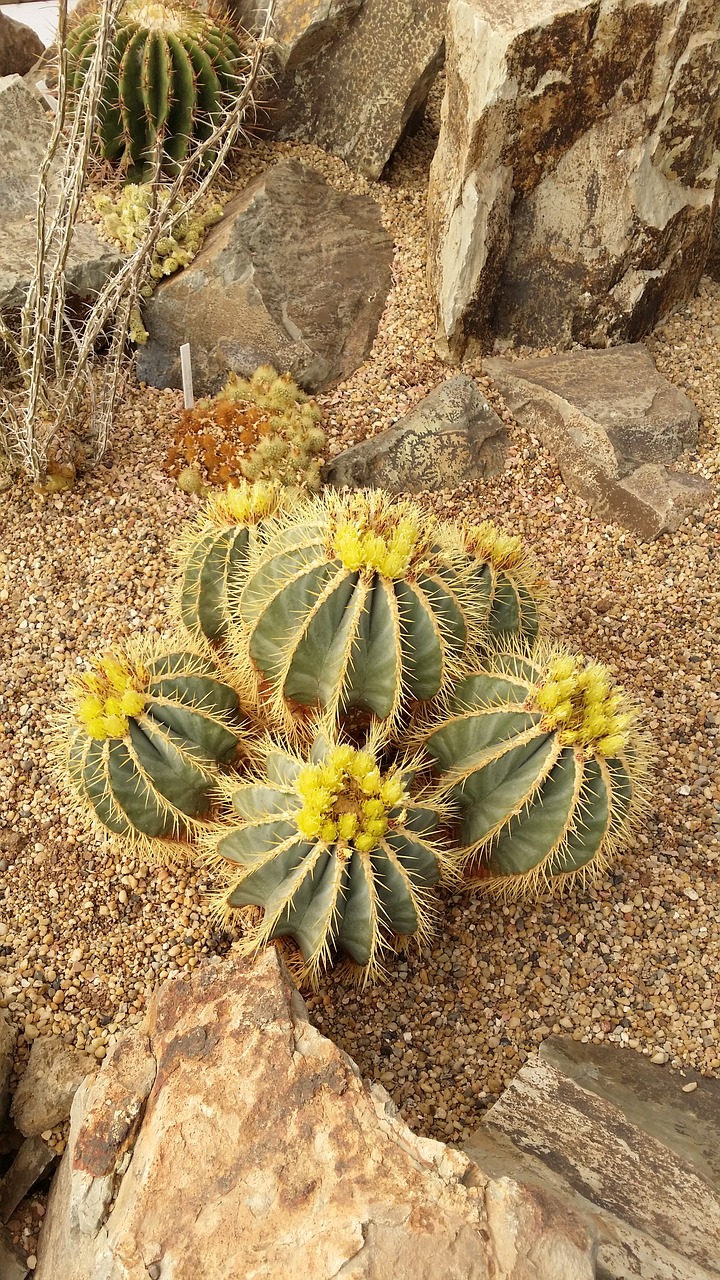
[{"x1": 681, "y1": 1081, "x2": 698, "y2": 1093}]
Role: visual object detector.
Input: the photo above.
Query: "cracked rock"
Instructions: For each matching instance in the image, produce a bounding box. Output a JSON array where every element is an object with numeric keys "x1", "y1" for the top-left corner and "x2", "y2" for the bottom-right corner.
[
  {"x1": 11, "y1": 1037, "x2": 93, "y2": 1138},
  {"x1": 34, "y1": 951, "x2": 597, "y2": 1279}
]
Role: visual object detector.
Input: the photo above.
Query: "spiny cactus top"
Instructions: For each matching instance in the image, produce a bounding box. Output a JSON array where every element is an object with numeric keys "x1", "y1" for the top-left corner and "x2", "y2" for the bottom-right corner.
[
  {"x1": 238, "y1": 489, "x2": 485, "y2": 728},
  {"x1": 175, "y1": 481, "x2": 286, "y2": 646},
  {"x1": 67, "y1": 1, "x2": 249, "y2": 179},
  {"x1": 425, "y1": 647, "x2": 651, "y2": 897},
  {"x1": 59, "y1": 644, "x2": 242, "y2": 846},
  {"x1": 460, "y1": 522, "x2": 545, "y2": 644},
  {"x1": 207, "y1": 726, "x2": 453, "y2": 982}
]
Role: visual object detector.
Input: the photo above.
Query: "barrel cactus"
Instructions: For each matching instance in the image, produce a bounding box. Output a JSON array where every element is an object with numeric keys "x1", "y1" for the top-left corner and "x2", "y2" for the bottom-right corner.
[
  {"x1": 424, "y1": 648, "x2": 651, "y2": 897},
  {"x1": 206, "y1": 726, "x2": 453, "y2": 983},
  {"x1": 58, "y1": 644, "x2": 243, "y2": 848},
  {"x1": 66, "y1": 2, "x2": 249, "y2": 179},
  {"x1": 175, "y1": 482, "x2": 285, "y2": 648},
  {"x1": 460, "y1": 522, "x2": 545, "y2": 645},
  {"x1": 237, "y1": 490, "x2": 484, "y2": 729}
]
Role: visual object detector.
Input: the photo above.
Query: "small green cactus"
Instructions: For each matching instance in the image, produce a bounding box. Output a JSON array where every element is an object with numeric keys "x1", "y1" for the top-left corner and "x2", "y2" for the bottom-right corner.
[
  {"x1": 424, "y1": 647, "x2": 651, "y2": 898},
  {"x1": 459, "y1": 522, "x2": 546, "y2": 644},
  {"x1": 206, "y1": 725, "x2": 453, "y2": 983},
  {"x1": 93, "y1": 184, "x2": 224, "y2": 295},
  {"x1": 174, "y1": 481, "x2": 285, "y2": 646},
  {"x1": 58, "y1": 643, "x2": 243, "y2": 848},
  {"x1": 67, "y1": 1, "x2": 249, "y2": 179},
  {"x1": 237, "y1": 489, "x2": 484, "y2": 729}
]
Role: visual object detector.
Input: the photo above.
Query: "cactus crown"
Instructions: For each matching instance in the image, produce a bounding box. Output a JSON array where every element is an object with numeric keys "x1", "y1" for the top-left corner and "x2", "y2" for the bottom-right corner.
[
  {"x1": 294, "y1": 743, "x2": 409, "y2": 852},
  {"x1": 534, "y1": 653, "x2": 634, "y2": 757},
  {"x1": 206, "y1": 481, "x2": 284, "y2": 527},
  {"x1": 462, "y1": 522, "x2": 527, "y2": 572},
  {"x1": 327, "y1": 491, "x2": 440, "y2": 580},
  {"x1": 73, "y1": 652, "x2": 149, "y2": 740}
]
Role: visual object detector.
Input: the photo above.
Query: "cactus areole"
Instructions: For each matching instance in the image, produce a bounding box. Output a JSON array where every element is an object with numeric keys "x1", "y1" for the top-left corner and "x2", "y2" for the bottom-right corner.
[
  {"x1": 425, "y1": 649, "x2": 651, "y2": 896},
  {"x1": 66, "y1": 1, "x2": 249, "y2": 178}
]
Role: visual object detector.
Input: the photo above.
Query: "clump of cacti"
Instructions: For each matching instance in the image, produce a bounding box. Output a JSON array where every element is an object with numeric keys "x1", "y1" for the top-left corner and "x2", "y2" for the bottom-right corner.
[
  {"x1": 165, "y1": 366, "x2": 326, "y2": 491},
  {"x1": 67, "y1": 1, "x2": 249, "y2": 179},
  {"x1": 174, "y1": 481, "x2": 286, "y2": 646},
  {"x1": 57, "y1": 643, "x2": 243, "y2": 849},
  {"x1": 459, "y1": 522, "x2": 545, "y2": 644},
  {"x1": 237, "y1": 489, "x2": 485, "y2": 729},
  {"x1": 424, "y1": 647, "x2": 651, "y2": 898},
  {"x1": 205, "y1": 725, "x2": 453, "y2": 983}
]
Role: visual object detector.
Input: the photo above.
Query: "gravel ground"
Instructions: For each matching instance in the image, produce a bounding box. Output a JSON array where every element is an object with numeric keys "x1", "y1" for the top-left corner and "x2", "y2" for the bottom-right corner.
[{"x1": 1, "y1": 99, "x2": 719, "y2": 1166}]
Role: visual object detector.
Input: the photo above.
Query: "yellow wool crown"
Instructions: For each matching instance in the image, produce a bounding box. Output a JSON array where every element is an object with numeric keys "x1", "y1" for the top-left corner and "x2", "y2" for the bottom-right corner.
[
  {"x1": 208, "y1": 481, "x2": 282, "y2": 528},
  {"x1": 463, "y1": 521, "x2": 526, "y2": 572},
  {"x1": 294, "y1": 745, "x2": 407, "y2": 854},
  {"x1": 74, "y1": 653, "x2": 148, "y2": 741},
  {"x1": 535, "y1": 655, "x2": 633, "y2": 757}
]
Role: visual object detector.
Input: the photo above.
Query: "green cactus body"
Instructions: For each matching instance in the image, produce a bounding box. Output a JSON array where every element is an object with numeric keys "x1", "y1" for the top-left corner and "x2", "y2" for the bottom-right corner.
[
  {"x1": 238, "y1": 491, "x2": 483, "y2": 728},
  {"x1": 460, "y1": 522, "x2": 545, "y2": 644},
  {"x1": 207, "y1": 729, "x2": 451, "y2": 982},
  {"x1": 62, "y1": 646, "x2": 242, "y2": 845},
  {"x1": 67, "y1": 2, "x2": 248, "y2": 179},
  {"x1": 424, "y1": 649, "x2": 650, "y2": 897},
  {"x1": 175, "y1": 483, "x2": 285, "y2": 646}
]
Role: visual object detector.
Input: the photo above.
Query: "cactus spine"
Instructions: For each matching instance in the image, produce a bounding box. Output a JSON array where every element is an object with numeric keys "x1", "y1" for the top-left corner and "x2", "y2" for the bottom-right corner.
[
  {"x1": 237, "y1": 490, "x2": 484, "y2": 728},
  {"x1": 59, "y1": 643, "x2": 243, "y2": 847},
  {"x1": 174, "y1": 482, "x2": 285, "y2": 646},
  {"x1": 206, "y1": 726, "x2": 453, "y2": 983},
  {"x1": 66, "y1": 2, "x2": 249, "y2": 179},
  {"x1": 424, "y1": 647, "x2": 651, "y2": 897}
]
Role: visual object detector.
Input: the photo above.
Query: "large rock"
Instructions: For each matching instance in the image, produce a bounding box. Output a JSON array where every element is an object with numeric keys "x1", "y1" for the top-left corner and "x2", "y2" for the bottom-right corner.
[
  {"x1": 0, "y1": 76, "x2": 122, "y2": 316},
  {"x1": 465, "y1": 1036, "x2": 720, "y2": 1280},
  {"x1": 327, "y1": 374, "x2": 508, "y2": 491},
  {"x1": 11, "y1": 1037, "x2": 92, "y2": 1138},
  {"x1": 35, "y1": 951, "x2": 598, "y2": 1279},
  {"x1": 234, "y1": 0, "x2": 445, "y2": 178},
  {"x1": 486, "y1": 344, "x2": 713, "y2": 539},
  {"x1": 0, "y1": 1012, "x2": 16, "y2": 1125},
  {"x1": 428, "y1": 0, "x2": 720, "y2": 359},
  {"x1": 137, "y1": 159, "x2": 394, "y2": 396},
  {"x1": 0, "y1": 12, "x2": 44, "y2": 77}
]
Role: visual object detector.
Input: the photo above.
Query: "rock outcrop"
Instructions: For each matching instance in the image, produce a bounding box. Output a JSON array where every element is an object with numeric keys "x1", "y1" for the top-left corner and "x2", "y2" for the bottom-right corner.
[
  {"x1": 327, "y1": 374, "x2": 507, "y2": 491},
  {"x1": 464, "y1": 1036, "x2": 720, "y2": 1280},
  {"x1": 137, "y1": 159, "x2": 393, "y2": 396},
  {"x1": 486, "y1": 344, "x2": 712, "y2": 538},
  {"x1": 428, "y1": 0, "x2": 720, "y2": 359},
  {"x1": 0, "y1": 75, "x2": 122, "y2": 316},
  {"x1": 233, "y1": 0, "x2": 446, "y2": 178},
  {"x1": 0, "y1": 12, "x2": 44, "y2": 78},
  {"x1": 35, "y1": 951, "x2": 598, "y2": 1279}
]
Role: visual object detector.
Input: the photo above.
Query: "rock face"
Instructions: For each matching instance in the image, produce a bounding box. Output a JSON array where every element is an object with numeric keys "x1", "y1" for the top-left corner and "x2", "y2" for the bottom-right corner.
[
  {"x1": 428, "y1": 0, "x2": 720, "y2": 359},
  {"x1": 486, "y1": 344, "x2": 712, "y2": 539},
  {"x1": 0, "y1": 12, "x2": 44, "y2": 78},
  {"x1": 0, "y1": 76, "x2": 122, "y2": 315},
  {"x1": 464, "y1": 1036, "x2": 720, "y2": 1280},
  {"x1": 0, "y1": 1013, "x2": 16, "y2": 1125},
  {"x1": 327, "y1": 374, "x2": 508, "y2": 491},
  {"x1": 11, "y1": 1038, "x2": 92, "y2": 1138},
  {"x1": 137, "y1": 159, "x2": 394, "y2": 396},
  {"x1": 233, "y1": 0, "x2": 445, "y2": 178},
  {"x1": 35, "y1": 951, "x2": 597, "y2": 1279}
]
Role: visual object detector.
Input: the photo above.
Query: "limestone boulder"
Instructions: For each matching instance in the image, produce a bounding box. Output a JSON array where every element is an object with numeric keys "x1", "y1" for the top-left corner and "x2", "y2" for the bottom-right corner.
[
  {"x1": 327, "y1": 374, "x2": 508, "y2": 491},
  {"x1": 0, "y1": 12, "x2": 44, "y2": 78},
  {"x1": 136, "y1": 159, "x2": 393, "y2": 395},
  {"x1": 11, "y1": 1037, "x2": 92, "y2": 1138},
  {"x1": 428, "y1": 0, "x2": 720, "y2": 359},
  {"x1": 486, "y1": 344, "x2": 713, "y2": 539},
  {"x1": 0, "y1": 76, "x2": 122, "y2": 316},
  {"x1": 34, "y1": 950, "x2": 598, "y2": 1279},
  {"x1": 233, "y1": 0, "x2": 446, "y2": 178}
]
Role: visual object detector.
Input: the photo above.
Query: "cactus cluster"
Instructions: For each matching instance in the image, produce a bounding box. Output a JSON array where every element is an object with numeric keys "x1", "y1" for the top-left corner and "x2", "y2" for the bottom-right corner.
[
  {"x1": 56, "y1": 459, "x2": 653, "y2": 984},
  {"x1": 67, "y1": 1, "x2": 250, "y2": 180},
  {"x1": 165, "y1": 366, "x2": 326, "y2": 492},
  {"x1": 94, "y1": 183, "x2": 223, "y2": 291}
]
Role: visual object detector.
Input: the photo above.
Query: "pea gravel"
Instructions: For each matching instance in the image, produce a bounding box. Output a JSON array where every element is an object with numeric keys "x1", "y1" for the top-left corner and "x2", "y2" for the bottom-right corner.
[{"x1": 1, "y1": 101, "x2": 719, "y2": 1155}]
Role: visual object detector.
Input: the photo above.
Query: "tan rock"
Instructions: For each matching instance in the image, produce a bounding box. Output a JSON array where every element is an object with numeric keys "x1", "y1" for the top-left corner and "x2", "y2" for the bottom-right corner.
[
  {"x1": 326, "y1": 374, "x2": 508, "y2": 491},
  {"x1": 234, "y1": 0, "x2": 446, "y2": 178},
  {"x1": 486, "y1": 345, "x2": 712, "y2": 539},
  {"x1": 428, "y1": 0, "x2": 720, "y2": 359},
  {"x1": 35, "y1": 951, "x2": 597, "y2": 1279},
  {"x1": 0, "y1": 12, "x2": 44, "y2": 78},
  {"x1": 11, "y1": 1037, "x2": 92, "y2": 1138}
]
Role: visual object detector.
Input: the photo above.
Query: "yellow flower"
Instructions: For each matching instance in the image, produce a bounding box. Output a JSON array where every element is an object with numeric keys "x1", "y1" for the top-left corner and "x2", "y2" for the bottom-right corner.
[
  {"x1": 337, "y1": 812, "x2": 359, "y2": 841},
  {"x1": 355, "y1": 832, "x2": 376, "y2": 854}
]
